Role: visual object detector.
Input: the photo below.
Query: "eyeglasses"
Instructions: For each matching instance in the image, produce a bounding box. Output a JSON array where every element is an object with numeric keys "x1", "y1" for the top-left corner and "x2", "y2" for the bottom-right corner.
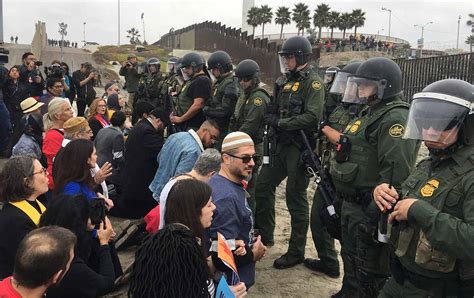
[
  {"x1": 33, "y1": 167, "x2": 48, "y2": 176},
  {"x1": 225, "y1": 153, "x2": 258, "y2": 164}
]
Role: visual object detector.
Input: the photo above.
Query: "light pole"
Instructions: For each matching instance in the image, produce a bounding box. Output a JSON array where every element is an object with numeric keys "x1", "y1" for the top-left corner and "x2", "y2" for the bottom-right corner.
[
  {"x1": 381, "y1": 7, "x2": 392, "y2": 40},
  {"x1": 83, "y1": 22, "x2": 86, "y2": 47},
  {"x1": 118, "y1": 0, "x2": 121, "y2": 46},
  {"x1": 456, "y1": 15, "x2": 461, "y2": 49},
  {"x1": 58, "y1": 22, "x2": 68, "y2": 61},
  {"x1": 414, "y1": 21, "x2": 433, "y2": 58},
  {"x1": 141, "y1": 13, "x2": 146, "y2": 44},
  {"x1": 0, "y1": 0, "x2": 4, "y2": 44}
]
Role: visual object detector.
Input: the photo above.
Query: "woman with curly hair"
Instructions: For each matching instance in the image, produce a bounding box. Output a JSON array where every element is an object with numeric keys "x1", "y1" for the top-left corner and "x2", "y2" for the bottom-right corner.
[{"x1": 87, "y1": 98, "x2": 110, "y2": 140}]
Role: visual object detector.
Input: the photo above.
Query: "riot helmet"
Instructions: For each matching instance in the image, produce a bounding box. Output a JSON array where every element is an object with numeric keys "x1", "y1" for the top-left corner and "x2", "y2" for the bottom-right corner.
[
  {"x1": 235, "y1": 59, "x2": 260, "y2": 91},
  {"x1": 180, "y1": 52, "x2": 205, "y2": 81},
  {"x1": 324, "y1": 66, "x2": 340, "y2": 84},
  {"x1": 342, "y1": 57, "x2": 402, "y2": 105},
  {"x1": 403, "y1": 79, "x2": 474, "y2": 146},
  {"x1": 330, "y1": 61, "x2": 363, "y2": 95},
  {"x1": 147, "y1": 57, "x2": 160, "y2": 74},
  {"x1": 207, "y1": 51, "x2": 233, "y2": 78},
  {"x1": 137, "y1": 61, "x2": 148, "y2": 75},
  {"x1": 278, "y1": 36, "x2": 313, "y2": 74},
  {"x1": 166, "y1": 57, "x2": 179, "y2": 74}
]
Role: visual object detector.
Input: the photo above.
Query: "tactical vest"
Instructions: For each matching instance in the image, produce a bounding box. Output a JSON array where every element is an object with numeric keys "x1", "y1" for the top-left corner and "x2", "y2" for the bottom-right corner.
[
  {"x1": 277, "y1": 71, "x2": 310, "y2": 118},
  {"x1": 208, "y1": 75, "x2": 238, "y2": 108},
  {"x1": 175, "y1": 73, "x2": 207, "y2": 129},
  {"x1": 159, "y1": 73, "x2": 178, "y2": 96},
  {"x1": 390, "y1": 146, "x2": 474, "y2": 280},
  {"x1": 233, "y1": 88, "x2": 270, "y2": 143},
  {"x1": 330, "y1": 101, "x2": 409, "y2": 195}
]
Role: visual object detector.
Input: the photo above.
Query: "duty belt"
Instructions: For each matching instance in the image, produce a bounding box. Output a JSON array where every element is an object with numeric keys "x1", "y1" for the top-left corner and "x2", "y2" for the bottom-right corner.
[
  {"x1": 337, "y1": 191, "x2": 371, "y2": 206},
  {"x1": 392, "y1": 258, "x2": 473, "y2": 297}
]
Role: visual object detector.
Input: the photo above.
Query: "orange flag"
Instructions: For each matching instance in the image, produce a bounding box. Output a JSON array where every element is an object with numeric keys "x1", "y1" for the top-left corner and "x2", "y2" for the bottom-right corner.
[{"x1": 217, "y1": 232, "x2": 239, "y2": 276}]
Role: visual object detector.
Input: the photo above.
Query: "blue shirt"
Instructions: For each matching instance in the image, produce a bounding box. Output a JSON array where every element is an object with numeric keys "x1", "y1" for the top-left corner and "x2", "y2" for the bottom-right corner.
[
  {"x1": 149, "y1": 130, "x2": 203, "y2": 200},
  {"x1": 63, "y1": 181, "x2": 96, "y2": 202},
  {"x1": 208, "y1": 174, "x2": 255, "y2": 288}
]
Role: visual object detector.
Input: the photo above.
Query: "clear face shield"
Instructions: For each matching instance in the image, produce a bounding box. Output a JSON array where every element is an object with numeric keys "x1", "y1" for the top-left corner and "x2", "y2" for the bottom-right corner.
[
  {"x1": 278, "y1": 54, "x2": 295, "y2": 74},
  {"x1": 147, "y1": 63, "x2": 159, "y2": 74},
  {"x1": 403, "y1": 94, "x2": 471, "y2": 144},
  {"x1": 324, "y1": 72, "x2": 336, "y2": 84},
  {"x1": 137, "y1": 62, "x2": 147, "y2": 75},
  {"x1": 180, "y1": 67, "x2": 191, "y2": 81},
  {"x1": 342, "y1": 76, "x2": 386, "y2": 105},
  {"x1": 166, "y1": 61, "x2": 176, "y2": 73},
  {"x1": 329, "y1": 72, "x2": 350, "y2": 95},
  {"x1": 207, "y1": 68, "x2": 218, "y2": 83}
]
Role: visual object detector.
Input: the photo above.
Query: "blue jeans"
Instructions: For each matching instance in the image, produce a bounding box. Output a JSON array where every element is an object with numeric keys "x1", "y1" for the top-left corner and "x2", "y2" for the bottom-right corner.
[{"x1": 0, "y1": 100, "x2": 12, "y2": 154}]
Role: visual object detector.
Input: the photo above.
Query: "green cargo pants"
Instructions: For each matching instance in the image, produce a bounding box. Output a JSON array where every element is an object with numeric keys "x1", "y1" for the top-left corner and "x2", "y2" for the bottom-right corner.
[{"x1": 254, "y1": 142, "x2": 309, "y2": 258}]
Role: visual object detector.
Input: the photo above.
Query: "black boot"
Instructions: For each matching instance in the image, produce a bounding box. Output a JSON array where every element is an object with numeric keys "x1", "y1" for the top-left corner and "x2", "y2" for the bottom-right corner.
[
  {"x1": 273, "y1": 253, "x2": 304, "y2": 269},
  {"x1": 303, "y1": 258, "x2": 340, "y2": 278}
]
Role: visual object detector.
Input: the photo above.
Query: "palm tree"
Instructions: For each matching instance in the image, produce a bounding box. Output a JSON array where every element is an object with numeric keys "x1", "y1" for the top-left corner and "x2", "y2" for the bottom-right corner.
[
  {"x1": 351, "y1": 9, "x2": 366, "y2": 36},
  {"x1": 247, "y1": 6, "x2": 260, "y2": 37},
  {"x1": 467, "y1": 13, "x2": 474, "y2": 33},
  {"x1": 275, "y1": 6, "x2": 291, "y2": 40},
  {"x1": 126, "y1": 27, "x2": 141, "y2": 44},
  {"x1": 259, "y1": 5, "x2": 273, "y2": 39},
  {"x1": 313, "y1": 4, "x2": 331, "y2": 39},
  {"x1": 466, "y1": 35, "x2": 474, "y2": 52},
  {"x1": 292, "y1": 3, "x2": 311, "y2": 36},
  {"x1": 338, "y1": 12, "x2": 353, "y2": 39},
  {"x1": 327, "y1": 11, "x2": 340, "y2": 40}
]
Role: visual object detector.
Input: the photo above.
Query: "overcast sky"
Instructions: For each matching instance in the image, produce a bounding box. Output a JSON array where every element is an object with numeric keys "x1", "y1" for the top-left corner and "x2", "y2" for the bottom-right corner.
[{"x1": 2, "y1": 0, "x2": 473, "y2": 51}]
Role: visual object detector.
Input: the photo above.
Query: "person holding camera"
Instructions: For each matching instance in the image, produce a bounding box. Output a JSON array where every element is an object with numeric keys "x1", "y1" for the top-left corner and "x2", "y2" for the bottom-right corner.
[
  {"x1": 73, "y1": 62, "x2": 97, "y2": 117},
  {"x1": 19, "y1": 52, "x2": 44, "y2": 97},
  {"x1": 119, "y1": 54, "x2": 141, "y2": 110}
]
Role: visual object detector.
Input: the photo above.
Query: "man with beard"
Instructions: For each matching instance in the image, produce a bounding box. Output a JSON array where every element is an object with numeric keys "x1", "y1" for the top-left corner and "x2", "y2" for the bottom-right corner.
[
  {"x1": 209, "y1": 132, "x2": 267, "y2": 289},
  {"x1": 0, "y1": 227, "x2": 76, "y2": 297}
]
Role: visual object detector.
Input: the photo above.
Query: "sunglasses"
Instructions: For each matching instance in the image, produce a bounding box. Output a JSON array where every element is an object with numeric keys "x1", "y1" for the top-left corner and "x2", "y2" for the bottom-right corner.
[{"x1": 225, "y1": 153, "x2": 259, "y2": 163}]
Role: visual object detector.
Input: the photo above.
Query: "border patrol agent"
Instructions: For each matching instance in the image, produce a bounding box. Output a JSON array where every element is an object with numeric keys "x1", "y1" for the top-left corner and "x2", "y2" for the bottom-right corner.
[
  {"x1": 137, "y1": 57, "x2": 162, "y2": 108},
  {"x1": 304, "y1": 61, "x2": 365, "y2": 279},
  {"x1": 204, "y1": 50, "x2": 240, "y2": 147},
  {"x1": 323, "y1": 66, "x2": 341, "y2": 117},
  {"x1": 230, "y1": 59, "x2": 269, "y2": 212},
  {"x1": 375, "y1": 79, "x2": 474, "y2": 298},
  {"x1": 171, "y1": 52, "x2": 211, "y2": 131},
  {"x1": 254, "y1": 36, "x2": 324, "y2": 269},
  {"x1": 329, "y1": 57, "x2": 420, "y2": 297}
]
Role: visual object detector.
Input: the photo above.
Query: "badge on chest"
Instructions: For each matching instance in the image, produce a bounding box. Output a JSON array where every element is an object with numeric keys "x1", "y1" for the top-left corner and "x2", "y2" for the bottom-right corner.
[{"x1": 420, "y1": 179, "x2": 440, "y2": 198}]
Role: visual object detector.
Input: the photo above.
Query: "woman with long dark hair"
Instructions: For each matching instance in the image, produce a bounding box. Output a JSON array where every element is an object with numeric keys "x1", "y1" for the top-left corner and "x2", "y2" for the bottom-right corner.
[
  {"x1": 54, "y1": 138, "x2": 113, "y2": 209},
  {"x1": 40, "y1": 195, "x2": 117, "y2": 298},
  {"x1": 129, "y1": 179, "x2": 247, "y2": 297}
]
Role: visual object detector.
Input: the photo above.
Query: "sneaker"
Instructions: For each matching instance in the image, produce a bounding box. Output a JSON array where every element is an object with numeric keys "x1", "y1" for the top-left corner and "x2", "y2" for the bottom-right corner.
[
  {"x1": 303, "y1": 258, "x2": 340, "y2": 278},
  {"x1": 115, "y1": 224, "x2": 141, "y2": 251},
  {"x1": 273, "y1": 253, "x2": 304, "y2": 269}
]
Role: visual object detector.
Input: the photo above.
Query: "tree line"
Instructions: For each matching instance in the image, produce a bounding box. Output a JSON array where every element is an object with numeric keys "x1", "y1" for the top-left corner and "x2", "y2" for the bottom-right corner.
[{"x1": 247, "y1": 3, "x2": 366, "y2": 41}]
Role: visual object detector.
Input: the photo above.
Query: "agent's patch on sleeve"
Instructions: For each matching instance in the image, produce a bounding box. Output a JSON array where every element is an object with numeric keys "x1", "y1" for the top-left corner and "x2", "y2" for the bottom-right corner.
[
  {"x1": 312, "y1": 81, "x2": 322, "y2": 90},
  {"x1": 254, "y1": 97, "x2": 263, "y2": 106},
  {"x1": 389, "y1": 124, "x2": 405, "y2": 137}
]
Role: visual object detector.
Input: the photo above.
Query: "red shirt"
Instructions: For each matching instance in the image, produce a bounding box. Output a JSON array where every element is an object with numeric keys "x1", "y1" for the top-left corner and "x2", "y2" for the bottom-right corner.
[
  {"x1": 42, "y1": 129, "x2": 64, "y2": 189},
  {"x1": 0, "y1": 277, "x2": 22, "y2": 298}
]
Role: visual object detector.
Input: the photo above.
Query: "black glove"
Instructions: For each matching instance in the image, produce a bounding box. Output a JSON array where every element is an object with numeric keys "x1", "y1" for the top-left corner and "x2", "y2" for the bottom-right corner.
[{"x1": 264, "y1": 114, "x2": 280, "y2": 127}]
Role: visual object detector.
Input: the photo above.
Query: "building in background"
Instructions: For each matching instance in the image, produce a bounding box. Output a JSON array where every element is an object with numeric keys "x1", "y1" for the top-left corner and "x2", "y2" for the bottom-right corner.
[{"x1": 241, "y1": 0, "x2": 255, "y2": 35}]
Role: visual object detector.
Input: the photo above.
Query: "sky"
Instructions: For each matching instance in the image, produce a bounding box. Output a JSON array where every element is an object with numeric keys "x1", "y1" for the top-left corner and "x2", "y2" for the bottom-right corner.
[{"x1": 2, "y1": 0, "x2": 473, "y2": 51}]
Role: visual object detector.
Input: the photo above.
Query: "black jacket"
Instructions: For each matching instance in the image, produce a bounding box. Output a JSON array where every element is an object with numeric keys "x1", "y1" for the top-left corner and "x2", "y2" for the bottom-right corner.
[
  {"x1": 121, "y1": 119, "x2": 164, "y2": 217},
  {"x1": 72, "y1": 70, "x2": 96, "y2": 101},
  {"x1": 19, "y1": 64, "x2": 44, "y2": 97}
]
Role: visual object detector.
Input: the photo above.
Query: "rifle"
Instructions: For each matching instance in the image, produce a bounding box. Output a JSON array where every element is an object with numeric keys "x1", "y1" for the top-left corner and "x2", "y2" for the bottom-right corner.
[
  {"x1": 262, "y1": 83, "x2": 281, "y2": 168},
  {"x1": 300, "y1": 130, "x2": 341, "y2": 239}
]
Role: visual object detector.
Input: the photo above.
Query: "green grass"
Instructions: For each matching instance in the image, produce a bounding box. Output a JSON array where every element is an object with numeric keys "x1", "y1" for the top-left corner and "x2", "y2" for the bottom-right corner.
[{"x1": 93, "y1": 44, "x2": 171, "y2": 65}]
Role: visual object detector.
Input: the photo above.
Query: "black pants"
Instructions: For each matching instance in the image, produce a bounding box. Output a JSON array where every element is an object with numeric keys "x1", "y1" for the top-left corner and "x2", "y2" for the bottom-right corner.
[{"x1": 76, "y1": 98, "x2": 87, "y2": 117}]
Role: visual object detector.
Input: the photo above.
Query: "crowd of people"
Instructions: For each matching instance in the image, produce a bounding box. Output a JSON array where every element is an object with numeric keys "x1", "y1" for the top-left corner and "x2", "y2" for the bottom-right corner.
[
  {"x1": 314, "y1": 34, "x2": 398, "y2": 54},
  {"x1": 47, "y1": 39, "x2": 79, "y2": 48},
  {"x1": 0, "y1": 34, "x2": 473, "y2": 298}
]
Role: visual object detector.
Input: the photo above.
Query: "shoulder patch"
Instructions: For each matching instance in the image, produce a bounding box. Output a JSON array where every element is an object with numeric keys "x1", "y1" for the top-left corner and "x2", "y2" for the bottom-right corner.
[
  {"x1": 254, "y1": 97, "x2": 263, "y2": 106},
  {"x1": 312, "y1": 81, "x2": 322, "y2": 90},
  {"x1": 389, "y1": 124, "x2": 405, "y2": 138}
]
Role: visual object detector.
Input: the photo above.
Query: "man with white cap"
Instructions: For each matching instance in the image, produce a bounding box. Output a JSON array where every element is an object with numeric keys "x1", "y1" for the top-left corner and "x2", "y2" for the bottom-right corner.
[{"x1": 209, "y1": 131, "x2": 267, "y2": 289}]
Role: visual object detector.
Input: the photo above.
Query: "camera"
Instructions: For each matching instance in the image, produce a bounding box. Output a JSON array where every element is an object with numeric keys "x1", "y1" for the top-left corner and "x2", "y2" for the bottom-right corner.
[
  {"x1": 44, "y1": 63, "x2": 65, "y2": 78},
  {"x1": 34, "y1": 60, "x2": 43, "y2": 66},
  {"x1": 126, "y1": 61, "x2": 133, "y2": 67},
  {"x1": 0, "y1": 48, "x2": 9, "y2": 64},
  {"x1": 89, "y1": 197, "x2": 106, "y2": 227}
]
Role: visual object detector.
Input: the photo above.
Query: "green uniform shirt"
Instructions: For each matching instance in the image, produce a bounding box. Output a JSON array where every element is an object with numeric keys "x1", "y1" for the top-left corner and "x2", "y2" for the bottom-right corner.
[
  {"x1": 138, "y1": 72, "x2": 162, "y2": 100},
  {"x1": 330, "y1": 96, "x2": 420, "y2": 195},
  {"x1": 276, "y1": 65, "x2": 324, "y2": 133},
  {"x1": 204, "y1": 74, "x2": 240, "y2": 130},
  {"x1": 230, "y1": 87, "x2": 269, "y2": 143},
  {"x1": 119, "y1": 65, "x2": 141, "y2": 92},
  {"x1": 392, "y1": 145, "x2": 474, "y2": 281}
]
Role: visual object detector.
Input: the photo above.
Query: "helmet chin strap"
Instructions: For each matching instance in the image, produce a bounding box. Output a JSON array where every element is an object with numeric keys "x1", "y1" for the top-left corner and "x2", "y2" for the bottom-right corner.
[{"x1": 428, "y1": 139, "x2": 462, "y2": 157}]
